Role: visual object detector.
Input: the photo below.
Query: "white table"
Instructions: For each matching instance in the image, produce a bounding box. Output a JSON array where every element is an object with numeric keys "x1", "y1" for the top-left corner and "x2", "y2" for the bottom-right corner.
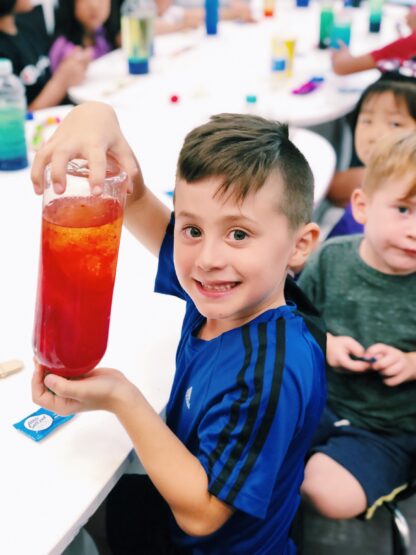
[
  {"x1": 69, "y1": 0, "x2": 408, "y2": 127},
  {"x1": 0, "y1": 103, "x2": 334, "y2": 555}
]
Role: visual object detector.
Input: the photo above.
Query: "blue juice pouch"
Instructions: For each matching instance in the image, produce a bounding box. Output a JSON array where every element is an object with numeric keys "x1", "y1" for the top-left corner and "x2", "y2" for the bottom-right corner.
[{"x1": 13, "y1": 408, "x2": 74, "y2": 441}]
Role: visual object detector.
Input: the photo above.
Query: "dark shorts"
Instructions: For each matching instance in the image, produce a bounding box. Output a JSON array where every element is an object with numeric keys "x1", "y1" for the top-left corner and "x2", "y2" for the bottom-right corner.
[{"x1": 309, "y1": 407, "x2": 416, "y2": 518}]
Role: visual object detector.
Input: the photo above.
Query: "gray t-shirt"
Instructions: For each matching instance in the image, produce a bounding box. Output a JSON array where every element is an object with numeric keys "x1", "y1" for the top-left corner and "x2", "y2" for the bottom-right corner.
[{"x1": 298, "y1": 235, "x2": 416, "y2": 434}]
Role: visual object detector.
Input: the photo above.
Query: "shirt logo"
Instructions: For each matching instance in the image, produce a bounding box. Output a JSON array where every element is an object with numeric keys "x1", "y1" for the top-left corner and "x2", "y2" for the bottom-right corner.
[
  {"x1": 19, "y1": 56, "x2": 50, "y2": 86},
  {"x1": 185, "y1": 386, "x2": 192, "y2": 409}
]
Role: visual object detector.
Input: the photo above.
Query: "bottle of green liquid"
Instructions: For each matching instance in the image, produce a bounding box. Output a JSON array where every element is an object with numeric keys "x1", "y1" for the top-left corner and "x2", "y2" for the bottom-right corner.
[
  {"x1": 0, "y1": 58, "x2": 28, "y2": 171},
  {"x1": 369, "y1": 0, "x2": 383, "y2": 33},
  {"x1": 319, "y1": 2, "x2": 334, "y2": 49}
]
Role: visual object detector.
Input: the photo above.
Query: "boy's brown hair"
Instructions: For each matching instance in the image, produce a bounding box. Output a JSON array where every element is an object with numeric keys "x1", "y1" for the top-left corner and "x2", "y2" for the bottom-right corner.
[
  {"x1": 363, "y1": 132, "x2": 416, "y2": 199},
  {"x1": 176, "y1": 113, "x2": 314, "y2": 230}
]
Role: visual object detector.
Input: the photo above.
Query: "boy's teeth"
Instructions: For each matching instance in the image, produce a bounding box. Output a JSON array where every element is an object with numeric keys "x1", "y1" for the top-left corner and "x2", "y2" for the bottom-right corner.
[{"x1": 202, "y1": 282, "x2": 234, "y2": 291}]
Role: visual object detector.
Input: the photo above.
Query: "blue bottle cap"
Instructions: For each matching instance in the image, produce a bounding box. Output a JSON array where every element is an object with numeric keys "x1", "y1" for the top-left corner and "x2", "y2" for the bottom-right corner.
[
  {"x1": 128, "y1": 59, "x2": 149, "y2": 75},
  {"x1": 245, "y1": 94, "x2": 257, "y2": 104}
]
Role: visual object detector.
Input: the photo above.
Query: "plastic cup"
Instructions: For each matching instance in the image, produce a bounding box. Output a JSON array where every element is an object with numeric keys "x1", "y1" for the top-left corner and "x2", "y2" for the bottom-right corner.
[{"x1": 330, "y1": 14, "x2": 352, "y2": 48}]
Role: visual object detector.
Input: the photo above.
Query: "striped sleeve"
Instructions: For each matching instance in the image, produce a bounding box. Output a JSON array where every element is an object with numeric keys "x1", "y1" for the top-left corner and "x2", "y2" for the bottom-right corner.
[
  {"x1": 196, "y1": 319, "x2": 304, "y2": 518},
  {"x1": 154, "y1": 212, "x2": 186, "y2": 300}
]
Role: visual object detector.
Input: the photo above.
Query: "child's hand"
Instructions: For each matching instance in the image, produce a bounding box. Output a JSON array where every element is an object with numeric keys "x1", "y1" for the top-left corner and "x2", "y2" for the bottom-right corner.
[
  {"x1": 365, "y1": 344, "x2": 416, "y2": 386},
  {"x1": 31, "y1": 102, "x2": 141, "y2": 196},
  {"x1": 229, "y1": 0, "x2": 256, "y2": 22},
  {"x1": 182, "y1": 8, "x2": 204, "y2": 29},
  {"x1": 330, "y1": 43, "x2": 353, "y2": 75},
  {"x1": 327, "y1": 333, "x2": 371, "y2": 372},
  {"x1": 31, "y1": 362, "x2": 139, "y2": 417}
]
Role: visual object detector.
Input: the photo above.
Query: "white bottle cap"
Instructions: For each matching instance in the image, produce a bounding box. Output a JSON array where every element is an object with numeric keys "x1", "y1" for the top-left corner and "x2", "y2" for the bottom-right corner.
[{"x1": 0, "y1": 58, "x2": 13, "y2": 76}]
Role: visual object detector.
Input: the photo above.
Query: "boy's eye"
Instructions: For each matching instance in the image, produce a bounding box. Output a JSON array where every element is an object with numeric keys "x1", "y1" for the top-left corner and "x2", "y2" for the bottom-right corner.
[
  {"x1": 229, "y1": 229, "x2": 248, "y2": 241},
  {"x1": 184, "y1": 226, "x2": 201, "y2": 238},
  {"x1": 397, "y1": 206, "x2": 410, "y2": 215},
  {"x1": 389, "y1": 121, "x2": 403, "y2": 128}
]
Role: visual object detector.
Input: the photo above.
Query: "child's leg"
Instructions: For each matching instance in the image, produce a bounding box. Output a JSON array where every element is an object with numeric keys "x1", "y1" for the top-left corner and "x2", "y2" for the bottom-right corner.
[
  {"x1": 303, "y1": 410, "x2": 415, "y2": 521},
  {"x1": 301, "y1": 452, "x2": 367, "y2": 519}
]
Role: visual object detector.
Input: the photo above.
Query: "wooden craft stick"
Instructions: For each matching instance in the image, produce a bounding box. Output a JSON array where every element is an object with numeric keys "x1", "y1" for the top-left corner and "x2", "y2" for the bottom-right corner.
[{"x1": 0, "y1": 359, "x2": 24, "y2": 378}]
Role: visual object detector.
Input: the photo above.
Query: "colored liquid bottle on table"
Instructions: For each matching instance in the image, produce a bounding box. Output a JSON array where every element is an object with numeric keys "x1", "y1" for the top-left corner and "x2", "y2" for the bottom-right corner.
[
  {"x1": 0, "y1": 58, "x2": 28, "y2": 171},
  {"x1": 33, "y1": 159, "x2": 127, "y2": 378},
  {"x1": 205, "y1": 0, "x2": 219, "y2": 35},
  {"x1": 319, "y1": 2, "x2": 334, "y2": 49},
  {"x1": 263, "y1": 0, "x2": 275, "y2": 17},
  {"x1": 330, "y1": 8, "x2": 352, "y2": 49},
  {"x1": 369, "y1": 0, "x2": 383, "y2": 32},
  {"x1": 121, "y1": 0, "x2": 156, "y2": 74}
]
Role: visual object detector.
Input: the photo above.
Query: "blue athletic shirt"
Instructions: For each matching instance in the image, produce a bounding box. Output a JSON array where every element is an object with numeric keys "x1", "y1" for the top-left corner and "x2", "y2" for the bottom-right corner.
[{"x1": 155, "y1": 216, "x2": 326, "y2": 555}]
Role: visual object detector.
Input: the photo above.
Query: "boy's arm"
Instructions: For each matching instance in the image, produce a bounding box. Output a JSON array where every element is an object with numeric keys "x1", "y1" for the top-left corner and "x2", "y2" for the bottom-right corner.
[
  {"x1": 33, "y1": 368, "x2": 234, "y2": 536},
  {"x1": 31, "y1": 102, "x2": 170, "y2": 256},
  {"x1": 29, "y1": 49, "x2": 92, "y2": 111},
  {"x1": 115, "y1": 385, "x2": 235, "y2": 535}
]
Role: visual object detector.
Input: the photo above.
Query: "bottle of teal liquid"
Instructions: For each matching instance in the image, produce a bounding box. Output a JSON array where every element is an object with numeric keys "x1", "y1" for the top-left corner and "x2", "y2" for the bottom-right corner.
[
  {"x1": 0, "y1": 58, "x2": 28, "y2": 171},
  {"x1": 369, "y1": 0, "x2": 383, "y2": 33},
  {"x1": 319, "y1": 1, "x2": 334, "y2": 49}
]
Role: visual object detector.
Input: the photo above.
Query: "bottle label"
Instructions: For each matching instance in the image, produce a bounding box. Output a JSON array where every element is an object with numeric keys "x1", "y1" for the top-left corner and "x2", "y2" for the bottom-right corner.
[{"x1": 272, "y1": 58, "x2": 286, "y2": 72}]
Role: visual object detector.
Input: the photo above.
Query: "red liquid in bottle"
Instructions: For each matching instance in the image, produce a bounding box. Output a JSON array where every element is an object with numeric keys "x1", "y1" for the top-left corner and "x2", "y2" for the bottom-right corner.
[{"x1": 33, "y1": 196, "x2": 123, "y2": 377}]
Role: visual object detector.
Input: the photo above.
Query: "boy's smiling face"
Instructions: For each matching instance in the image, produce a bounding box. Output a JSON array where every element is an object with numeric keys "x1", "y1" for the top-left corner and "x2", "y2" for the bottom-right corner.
[
  {"x1": 352, "y1": 174, "x2": 416, "y2": 275},
  {"x1": 173, "y1": 174, "x2": 316, "y2": 337}
]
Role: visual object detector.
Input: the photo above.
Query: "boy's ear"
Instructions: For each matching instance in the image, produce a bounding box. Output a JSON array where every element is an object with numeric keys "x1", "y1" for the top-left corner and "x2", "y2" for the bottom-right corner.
[
  {"x1": 289, "y1": 222, "x2": 320, "y2": 270},
  {"x1": 351, "y1": 188, "x2": 368, "y2": 225}
]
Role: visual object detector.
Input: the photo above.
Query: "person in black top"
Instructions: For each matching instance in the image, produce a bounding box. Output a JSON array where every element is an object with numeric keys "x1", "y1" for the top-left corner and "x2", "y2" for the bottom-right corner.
[{"x1": 0, "y1": 0, "x2": 90, "y2": 109}]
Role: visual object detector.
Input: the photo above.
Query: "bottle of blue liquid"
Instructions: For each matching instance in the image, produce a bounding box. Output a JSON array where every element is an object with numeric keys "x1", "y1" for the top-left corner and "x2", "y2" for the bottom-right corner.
[
  {"x1": 0, "y1": 58, "x2": 28, "y2": 171},
  {"x1": 205, "y1": 0, "x2": 219, "y2": 35}
]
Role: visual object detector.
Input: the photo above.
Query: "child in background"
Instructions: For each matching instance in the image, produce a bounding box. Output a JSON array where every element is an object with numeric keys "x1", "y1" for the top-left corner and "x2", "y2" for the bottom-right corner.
[
  {"x1": 326, "y1": 76, "x2": 416, "y2": 238},
  {"x1": 50, "y1": 0, "x2": 120, "y2": 73},
  {"x1": 0, "y1": 0, "x2": 90, "y2": 110},
  {"x1": 154, "y1": 0, "x2": 255, "y2": 34},
  {"x1": 331, "y1": 6, "x2": 416, "y2": 75},
  {"x1": 299, "y1": 133, "x2": 416, "y2": 521},
  {"x1": 31, "y1": 104, "x2": 325, "y2": 555}
]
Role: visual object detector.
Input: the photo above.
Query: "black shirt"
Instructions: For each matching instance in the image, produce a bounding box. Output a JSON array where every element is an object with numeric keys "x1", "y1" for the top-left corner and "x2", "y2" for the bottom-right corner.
[{"x1": 0, "y1": 6, "x2": 51, "y2": 104}]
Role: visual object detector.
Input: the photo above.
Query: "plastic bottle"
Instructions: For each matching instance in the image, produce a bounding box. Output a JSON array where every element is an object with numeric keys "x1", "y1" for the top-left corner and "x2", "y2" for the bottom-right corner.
[
  {"x1": 121, "y1": 0, "x2": 156, "y2": 74},
  {"x1": 369, "y1": 0, "x2": 383, "y2": 33},
  {"x1": 33, "y1": 158, "x2": 127, "y2": 378},
  {"x1": 318, "y1": 2, "x2": 334, "y2": 49},
  {"x1": 263, "y1": 0, "x2": 275, "y2": 17},
  {"x1": 0, "y1": 58, "x2": 28, "y2": 171},
  {"x1": 205, "y1": 0, "x2": 219, "y2": 35}
]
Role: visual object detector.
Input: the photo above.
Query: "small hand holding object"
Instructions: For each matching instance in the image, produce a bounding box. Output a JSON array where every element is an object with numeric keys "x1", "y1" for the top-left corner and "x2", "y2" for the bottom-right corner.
[
  {"x1": 31, "y1": 361, "x2": 140, "y2": 417},
  {"x1": 330, "y1": 42, "x2": 353, "y2": 73},
  {"x1": 327, "y1": 333, "x2": 372, "y2": 372},
  {"x1": 365, "y1": 343, "x2": 416, "y2": 387},
  {"x1": 31, "y1": 102, "x2": 140, "y2": 196}
]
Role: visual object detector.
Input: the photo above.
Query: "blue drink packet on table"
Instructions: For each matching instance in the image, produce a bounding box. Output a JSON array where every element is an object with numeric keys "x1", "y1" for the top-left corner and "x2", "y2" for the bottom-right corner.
[{"x1": 13, "y1": 408, "x2": 74, "y2": 441}]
